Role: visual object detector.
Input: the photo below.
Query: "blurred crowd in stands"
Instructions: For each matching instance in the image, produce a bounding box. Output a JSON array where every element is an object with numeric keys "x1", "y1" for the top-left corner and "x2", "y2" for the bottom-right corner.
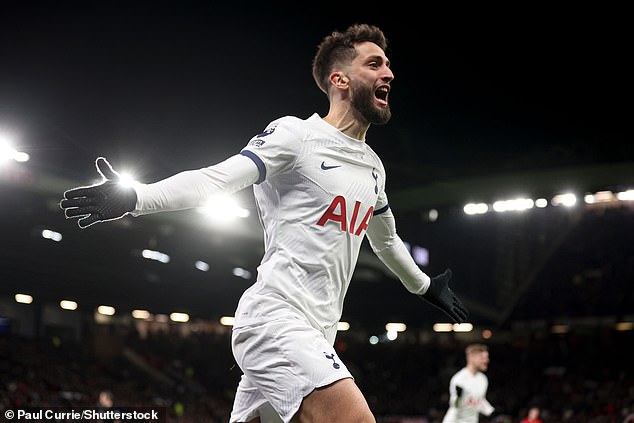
[{"x1": 1, "y1": 323, "x2": 632, "y2": 423}]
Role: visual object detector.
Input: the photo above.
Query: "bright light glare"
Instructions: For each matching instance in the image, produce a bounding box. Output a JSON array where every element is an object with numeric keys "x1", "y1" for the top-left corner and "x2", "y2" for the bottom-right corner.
[
  {"x1": 142, "y1": 249, "x2": 170, "y2": 263},
  {"x1": 337, "y1": 322, "x2": 350, "y2": 331},
  {"x1": 60, "y1": 300, "x2": 78, "y2": 310},
  {"x1": 386, "y1": 329, "x2": 398, "y2": 340},
  {"x1": 199, "y1": 195, "x2": 250, "y2": 222},
  {"x1": 452, "y1": 323, "x2": 473, "y2": 332},
  {"x1": 195, "y1": 260, "x2": 210, "y2": 272},
  {"x1": 552, "y1": 193, "x2": 577, "y2": 207},
  {"x1": 492, "y1": 198, "x2": 534, "y2": 213},
  {"x1": 220, "y1": 316, "x2": 235, "y2": 326},
  {"x1": 535, "y1": 198, "x2": 548, "y2": 208},
  {"x1": 0, "y1": 136, "x2": 29, "y2": 163},
  {"x1": 42, "y1": 229, "x2": 62, "y2": 242},
  {"x1": 464, "y1": 203, "x2": 488, "y2": 215},
  {"x1": 118, "y1": 172, "x2": 138, "y2": 188},
  {"x1": 369, "y1": 335, "x2": 379, "y2": 345},
  {"x1": 170, "y1": 312, "x2": 190, "y2": 323},
  {"x1": 15, "y1": 293, "x2": 33, "y2": 304},
  {"x1": 97, "y1": 305, "x2": 115, "y2": 316},
  {"x1": 432, "y1": 323, "x2": 453, "y2": 332},
  {"x1": 617, "y1": 190, "x2": 634, "y2": 201},
  {"x1": 132, "y1": 309, "x2": 151, "y2": 320},
  {"x1": 412, "y1": 246, "x2": 429, "y2": 266},
  {"x1": 232, "y1": 267, "x2": 252, "y2": 279},
  {"x1": 385, "y1": 322, "x2": 407, "y2": 332},
  {"x1": 585, "y1": 191, "x2": 616, "y2": 204}
]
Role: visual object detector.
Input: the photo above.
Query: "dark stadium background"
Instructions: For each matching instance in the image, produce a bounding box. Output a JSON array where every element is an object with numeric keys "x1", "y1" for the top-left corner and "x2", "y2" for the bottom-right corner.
[{"x1": 1, "y1": 3, "x2": 632, "y2": 422}]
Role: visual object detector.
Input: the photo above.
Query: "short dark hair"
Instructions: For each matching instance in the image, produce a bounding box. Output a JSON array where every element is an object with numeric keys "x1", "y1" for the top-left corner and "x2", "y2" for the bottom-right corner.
[
  {"x1": 465, "y1": 343, "x2": 488, "y2": 356},
  {"x1": 312, "y1": 24, "x2": 388, "y2": 95}
]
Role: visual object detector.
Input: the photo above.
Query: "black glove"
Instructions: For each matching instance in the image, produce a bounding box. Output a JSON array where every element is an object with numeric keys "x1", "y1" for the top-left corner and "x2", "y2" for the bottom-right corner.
[
  {"x1": 456, "y1": 386, "x2": 464, "y2": 398},
  {"x1": 419, "y1": 269, "x2": 468, "y2": 323},
  {"x1": 60, "y1": 157, "x2": 137, "y2": 228}
]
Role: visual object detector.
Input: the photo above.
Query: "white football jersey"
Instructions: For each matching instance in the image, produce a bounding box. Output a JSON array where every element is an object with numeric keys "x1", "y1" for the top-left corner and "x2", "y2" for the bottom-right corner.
[
  {"x1": 442, "y1": 368, "x2": 493, "y2": 423},
  {"x1": 234, "y1": 113, "x2": 389, "y2": 343}
]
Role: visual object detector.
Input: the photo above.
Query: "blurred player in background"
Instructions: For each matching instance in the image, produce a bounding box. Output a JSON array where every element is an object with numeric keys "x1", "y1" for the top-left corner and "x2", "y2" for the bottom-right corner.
[
  {"x1": 61, "y1": 24, "x2": 468, "y2": 423},
  {"x1": 442, "y1": 344, "x2": 494, "y2": 423},
  {"x1": 520, "y1": 406, "x2": 542, "y2": 423}
]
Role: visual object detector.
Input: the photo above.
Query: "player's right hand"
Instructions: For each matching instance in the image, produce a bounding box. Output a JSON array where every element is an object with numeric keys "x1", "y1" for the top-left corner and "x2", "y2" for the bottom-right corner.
[{"x1": 60, "y1": 157, "x2": 137, "y2": 228}]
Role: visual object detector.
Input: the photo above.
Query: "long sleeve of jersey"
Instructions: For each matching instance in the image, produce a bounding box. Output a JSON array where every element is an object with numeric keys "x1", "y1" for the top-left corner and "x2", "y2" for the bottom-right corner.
[
  {"x1": 366, "y1": 208, "x2": 431, "y2": 295},
  {"x1": 131, "y1": 154, "x2": 259, "y2": 215}
]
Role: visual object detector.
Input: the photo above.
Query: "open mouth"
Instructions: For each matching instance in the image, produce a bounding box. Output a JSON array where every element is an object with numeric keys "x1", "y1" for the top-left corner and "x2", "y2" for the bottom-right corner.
[{"x1": 374, "y1": 86, "x2": 389, "y2": 105}]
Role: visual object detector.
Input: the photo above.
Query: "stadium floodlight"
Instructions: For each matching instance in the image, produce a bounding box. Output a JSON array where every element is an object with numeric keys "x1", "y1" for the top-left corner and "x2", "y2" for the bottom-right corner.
[
  {"x1": 60, "y1": 300, "x2": 78, "y2": 310},
  {"x1": 492, "y1": 198, "x2": 534, "y2": 213},
  {"x1": 170, "y1": 312, "x2": 190, "y2": 323},
  {"x1": 15, "y1": 293, "x2": 33, "y2": 304},
  {"x1": 198, "y1": 194, "x2": 250, "y2": 222},
  {"x1": 551, "y1": 193, "x2": 577, "y2": 207},
  {"x1": 337, "y1": 322, "x2": 350, "y2": 331},
  {"x1": 0, "y1": 135, "x2": 29, "y2": 163},
  {"x1": 452, "y1": 323, "x2": 473, "y2": 332},
  {"x1": 220, "y1": 316, "x2": 235, "y2": 326},
  {"x1": 97, "y1": 305, "x2": 116, "y2": 316},
  {"x1": 535, "y1": 198, "x2": 548, "y2": 208},
  {"x1": 132, "y1": 309, "x2": 151, "y2": 320},
  {"x1": 616, "y1": 190, "x2": 634, "y2": 201},
  {"x1": 412, "y1": 245, "x2": 429, "y2": 266},
  {"x1": 232, "y1": 267, "x2": 252, "y2": 279},
  {"x1": 432, "y1": 323, "x2": 453, "y2": 332},
  {"x1": 41, "y1": 229, "x2": 63, "y2": 242},
  {"x1": 385, "y1": 322, "x2": 406, "y2": 341},
  {"x1": 386, "y1": 330, "x2": 398, "y2": 341},
  {"x1": 195, "y1": 260, "x2": 210, "y2": 272},
  {"x1": 141, "y1": 249, "x2": 170, "y2": 263},
  {"x1": 385, "y1": 322, "x2": 407, "y2": 332},
  {"x1": 463, "y1": 203, "x2": 488, "y2": 215},
  {"x1": 585, "y1": 191, "x2": 615, "y2": 204}
]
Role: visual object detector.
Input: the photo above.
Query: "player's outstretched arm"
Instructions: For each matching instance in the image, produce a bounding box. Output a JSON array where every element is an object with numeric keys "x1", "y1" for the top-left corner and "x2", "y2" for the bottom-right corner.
[
  {"x1": 60, "y1": 157, "x2": 137, "y2": 228},
  {"x1": 419, "y1": 269, "x2": 468, "y2": 323},
  {"x1": 366, "y1": 209, "x2": 469, "y2": 323}
]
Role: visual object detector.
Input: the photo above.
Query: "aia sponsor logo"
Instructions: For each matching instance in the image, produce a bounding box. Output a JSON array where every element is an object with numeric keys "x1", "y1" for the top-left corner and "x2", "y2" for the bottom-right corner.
[{"x1": 316, "y1": 196, "x2": 374, "y2": 236}]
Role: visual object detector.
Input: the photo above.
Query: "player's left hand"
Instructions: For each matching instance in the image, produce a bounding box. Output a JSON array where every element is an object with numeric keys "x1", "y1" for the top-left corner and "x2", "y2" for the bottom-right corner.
[{"x1": 419, "y1": 269, "x2": 468, "y2": 323}]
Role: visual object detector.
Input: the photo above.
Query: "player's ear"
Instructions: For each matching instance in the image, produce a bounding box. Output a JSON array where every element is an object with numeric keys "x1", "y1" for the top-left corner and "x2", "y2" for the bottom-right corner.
[{"x1": 329, "y1": 71, "x2": 349, "y2": 89}]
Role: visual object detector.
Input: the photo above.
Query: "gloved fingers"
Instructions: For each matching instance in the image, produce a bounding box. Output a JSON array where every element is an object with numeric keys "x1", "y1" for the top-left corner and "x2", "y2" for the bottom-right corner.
[
  {"x1": 443, "y1": 268, "x2": 452, "y2": 281},
  {"x1": 63, "y1": 186, "x2": 99, "y2": 200},
  {"x1": 77, "y1": 213, "x2": 102, "y2": 228},
  {"x1": 64, "y1": 205, "x2": 97, "y2": 218},
  {"x1": 95, "y1": 157, "x2": 119, "y2": 180},
  {"x1": 452, "y1": 298, "x2": 469, "y2": 322},
  {"x1": 60, "y1": 196, "x2": 96, "y2": 209}
]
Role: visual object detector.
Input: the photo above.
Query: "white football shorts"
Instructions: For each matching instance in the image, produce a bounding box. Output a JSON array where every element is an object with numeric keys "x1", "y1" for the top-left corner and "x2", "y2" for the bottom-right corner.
[{"x1": 229, "y1": 317, "x2": 353, "y2": 423}]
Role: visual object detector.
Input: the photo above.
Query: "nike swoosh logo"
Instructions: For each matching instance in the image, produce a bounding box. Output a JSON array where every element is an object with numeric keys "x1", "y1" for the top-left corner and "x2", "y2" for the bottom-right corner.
[{"x1": 321, "y1": 161, "x2": 341, "y2": 170}]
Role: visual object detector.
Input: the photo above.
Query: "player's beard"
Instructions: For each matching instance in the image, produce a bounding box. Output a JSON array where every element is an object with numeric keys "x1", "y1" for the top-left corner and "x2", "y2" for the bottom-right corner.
[{"x1": 350, "y1": 80, "x2": 392, "y2": 125}]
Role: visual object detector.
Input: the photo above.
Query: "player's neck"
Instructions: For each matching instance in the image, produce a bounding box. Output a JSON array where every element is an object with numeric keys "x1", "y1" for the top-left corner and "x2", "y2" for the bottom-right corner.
[
  {"x1": 466, "y1": 364, "x2": 480, "y2": 375},
  {"x1": 322, "y1": 103, "x2": 369, "y2": 141}
]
